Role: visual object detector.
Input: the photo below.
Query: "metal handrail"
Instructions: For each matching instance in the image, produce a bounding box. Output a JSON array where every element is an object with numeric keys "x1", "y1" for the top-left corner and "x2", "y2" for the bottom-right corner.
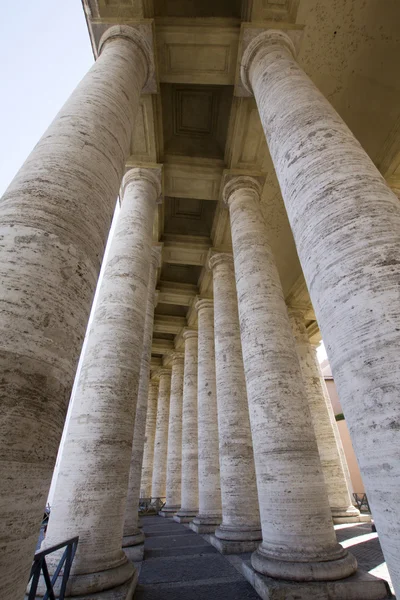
[
  {"x1": 27, "y1": 537, "x2": 79, "y2": 600},
  {"x1": 353, "y1": 492, "x2": 371, "y2": 514}
]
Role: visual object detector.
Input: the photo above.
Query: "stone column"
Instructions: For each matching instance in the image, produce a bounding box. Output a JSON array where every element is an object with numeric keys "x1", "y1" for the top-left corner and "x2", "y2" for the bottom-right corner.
[
  {"x1": 190, "y1": 299, "x2": 222, "y2": 533},
  {"x1": 122, "y1": 246, "x2": 161, "y2": 549},
  {"x1": 224, "y1": 176, "x2": 356, "y2": 582},
  {"x1": 288, "y1": 309, "x2": 360, "y2": 523},
  {"x1": 241, "y1": 29, "x2": 400, "y2": 594},
  {"x1": 151, "y1": 369, "x2": 172, "y2": 499},
  {"x1": 160, "y1": 353, "x2": 184, "y2": 517},
  {"x1": 41, "y1": 167, "x2": 161, "y2": 598},
  {"x1": 140, "y1": 380, "x2": 159, "y2": 497},
  {"x1": 209, "y1": 254, "x2": 262, "y2": 553},
  {"x1": 174, "y1": 330, "x2": 199, "y2": 523},
  {"x1": 0, "y1": 25, "x2": 154, "y2": 600}
]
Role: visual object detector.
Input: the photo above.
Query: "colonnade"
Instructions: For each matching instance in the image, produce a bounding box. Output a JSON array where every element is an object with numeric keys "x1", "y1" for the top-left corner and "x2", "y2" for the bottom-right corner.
[{"x1": 0, "y1": 23, "x2": 399, "y2": 600}]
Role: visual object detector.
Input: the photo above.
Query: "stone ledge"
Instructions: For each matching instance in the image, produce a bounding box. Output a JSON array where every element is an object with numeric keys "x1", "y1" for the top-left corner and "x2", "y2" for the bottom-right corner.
[
  {"x1": 124, "y1": 543, "x2": 145, "y2": 563},
  {"x1": 204, "y1": 533, "x2": 261, "y2": 555},
  {"x1": 226, "y1": 553, "x2": 391, "y2": 600},
  {"x1": 189, "y1": 522, "x2": 218, "y2": 534}
]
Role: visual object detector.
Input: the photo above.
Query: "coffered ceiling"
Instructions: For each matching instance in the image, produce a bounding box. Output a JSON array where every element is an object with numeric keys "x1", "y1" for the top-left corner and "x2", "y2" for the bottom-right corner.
[{"x1": 83, "y1": 0, "x2": 400, "y2": 365}]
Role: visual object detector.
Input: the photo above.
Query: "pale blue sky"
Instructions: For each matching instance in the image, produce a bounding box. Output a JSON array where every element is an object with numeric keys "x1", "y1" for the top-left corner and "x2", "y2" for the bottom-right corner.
[{"x1": 0, "y1": 1, "x2": 94, "y2": 196}]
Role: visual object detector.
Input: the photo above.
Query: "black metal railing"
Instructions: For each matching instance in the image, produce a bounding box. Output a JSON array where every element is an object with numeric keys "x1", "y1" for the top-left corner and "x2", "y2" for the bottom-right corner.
[
  {"x1": 353, "y1": 493, "x2": 371, "y2": 513},
  {"x1": 27, "y1": 537, "x2": 79, "y2": 600},
  {"x1": 139, "y1": 497, "x2": 166, "y2": 514}
]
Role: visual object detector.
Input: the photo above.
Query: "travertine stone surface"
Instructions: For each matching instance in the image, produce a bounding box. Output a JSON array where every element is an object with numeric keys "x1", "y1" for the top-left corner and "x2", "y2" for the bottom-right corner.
[
  {"x1": 140, "y1": 380, "x2": 159, "y2": 497},
  {"x1": 161, "y1": 353, "x2": 184, "y2": 515},
  {"x1": 174, "y1": 330, "x2": 199, "y2": 522},
  {"x1": 242, "y1": 29, "x2": 400, "y2": 594},
  {"x1": 288, "y1": 309, "x2": 360, "y2": 523},
  {"x1": 224, "y1": 176, "x2": 356, "y2": 581},
  {"x1": 151, "y1": 369, "x2": 172, "y2": 498},
  {"x1": 208, "y1": 253, "x2": 261, "y2": 547},
  {"x1": 191, "y1": 299, "x2": 222, "y2": 533},
  {"x1": 42, "y1": 167, "x2": 161, "y2": 596},
  {"x1": 123, "y1": 246, "x2": 161, "y2": 547},
  {"x1": 0, "y1": 25, "x2": 153, "y2": 600}
]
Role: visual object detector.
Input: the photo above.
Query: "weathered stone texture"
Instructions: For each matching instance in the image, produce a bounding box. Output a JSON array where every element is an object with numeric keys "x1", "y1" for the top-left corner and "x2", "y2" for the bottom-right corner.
[
  {"x1": 224, "y1": 175, "x2": 356, "y2": 581},
  {"x1": 152, "y1": 369, "x2": 172, "y2": 498},
  {"x1": 0, "y1": 25, "x2": 151, "y2": 600},
  {"x1": 174, "y1": 330, "x2": 199, "y2": 521},
  {"x1": 140, "y1": 381, "x2": 159, "y2": 497},
  {"x1": 242, "y1": 28, "x2": 400, "y2": 594},
  {"x1": 162, "y1": 353, "x2": 184, "y2": 514},
  {"x1": 41, "y1": 166, "x2": 161, "y2": 596},
  {"x1": 289, "y1": 309, "x2": 359, "y2": 523},
  {"x1": 123, "y1": 246, "x2": 161, "y2": 547},
  {"x1": 209, "y1": 253, "x2": 261, "y2": 547},
  {"x1": 191, "y1": 299, "x2": 222, "y2": 531}
]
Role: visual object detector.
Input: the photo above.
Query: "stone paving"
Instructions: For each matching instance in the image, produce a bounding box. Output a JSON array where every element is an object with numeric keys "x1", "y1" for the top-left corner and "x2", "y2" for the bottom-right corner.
[{"x1": 135, "y1": 516, "x2": 395, "y2": 599}]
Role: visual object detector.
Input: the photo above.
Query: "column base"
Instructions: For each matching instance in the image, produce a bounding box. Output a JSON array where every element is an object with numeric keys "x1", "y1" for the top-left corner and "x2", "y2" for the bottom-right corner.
[
  {"x1": 173, "y1": 508, "x2": 198, "y2": 523},
  {"x1": 189, "y1": 513, "x2": 222, "y2": 534},
  {"x1": 124, "y1": 543, "x2": 144, "y2": 563},
  {"x1": 122, "y1": 528, "x2": 145, "y2": 547},
  {"x1": 205, "y1": 533, "x2": 261, "y2": 554},
  {"x1": 251, "y1": 544, "x2": 357, "y2": 581},
  {"x1": 331, "y1": 505, "x2": 362, "y2": 524},
  {"x1": 36, "y1": 556, "x2": 137, "y2": 599},
  {"x1": 159, "y1": 504, "x2": 180, "y2": 518},
  {"x1": 227, "y1": 554, "x2": 390, "y2": 600}
]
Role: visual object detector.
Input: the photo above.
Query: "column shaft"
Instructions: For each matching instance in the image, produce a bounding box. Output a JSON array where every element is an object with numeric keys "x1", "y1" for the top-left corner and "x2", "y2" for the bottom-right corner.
[
  {"x1": 224, "y1": 176, "x2": 356, "y2": 581},
  {"x1": 140, "y1": 381, "x2": 159, "y2": 497},
  {"x1": 243, "y1": 29, "x2": 400, "y2": 593},
  {"x1": 191, "y1": 299, "x2": 222, "y2": 533},
  {"x1": 289, "y1": 309, "x2": 360, "y2": 523},
  {"x1": 174, "y1": 330, "x2": 199, "y2": 522},
  {"x1": 123, "y1": 247, "x2": 160, "y2": 547},
  {"x1": 151, "y1": 370, "x2": 172, "y2": 499},
  {"x1": 0, "y1": 25, "x2": 151, "y2": 600},
  {"x1": 209, "y1": 254, "x2": 261, "y2": 552},
  {"x1": 160, "y1": 353, "x2": 184, "y2": 516},
  {"x1": 42, "y1": 168, "x2": 160, "y2": 597}
]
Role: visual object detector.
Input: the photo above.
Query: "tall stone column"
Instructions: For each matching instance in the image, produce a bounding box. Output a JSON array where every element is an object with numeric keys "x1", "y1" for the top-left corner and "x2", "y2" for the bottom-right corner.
[
  {"x1": 224, "y1": 176, "x2": 356, "y2": 582},
  {"x1": 209, "y1": 254, "x2": 262, "y2": 553},
  {"x1": 151, "y1": 369, "x2": 172, "y2": 499},
  {"x1": 241, "y1": 29, "x2": 400, "y2": 595},
  {"x1": 41, "y1": 167, "x2": 161, "y2": 598},
  {"x1": 123, "y1": 246, "x2": 161, "y2": 549},
  {"x1": 190, "y1": 299, "x2": 222, "y2": 533},
  {"x1": 140, "y1": 380, "x2": 159, "y2": 497},
  {"x1": 174, "y1": 330, "x2": 199, "y2": 523},
  {"x1": 0, "y1": 24, "x2": 154, "y2": 600},
  {"x1": 288, "y1": 309, "x2": 360, "y2": 523},
  {"x1": 160, "y1": 353, "x2": 184, "y2": 517}
]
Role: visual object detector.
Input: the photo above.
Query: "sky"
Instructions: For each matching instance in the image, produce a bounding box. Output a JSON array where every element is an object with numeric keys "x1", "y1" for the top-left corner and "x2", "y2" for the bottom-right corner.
[{"x1": 0, "y1": 1, "x2": 94, "y2": 196}]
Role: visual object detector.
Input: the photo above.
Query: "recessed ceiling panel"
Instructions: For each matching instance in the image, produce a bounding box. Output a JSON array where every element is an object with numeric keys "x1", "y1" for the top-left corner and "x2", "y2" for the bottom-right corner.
[
  {"x1": 160, "y1": 263, "x2": 202, "y2": 285},
  {"x1": 154, "y1": 0, "x2": 241, "y2": 18},
  {"x1": 164, "y1": 197, "x2": 218, "y2": 236}
]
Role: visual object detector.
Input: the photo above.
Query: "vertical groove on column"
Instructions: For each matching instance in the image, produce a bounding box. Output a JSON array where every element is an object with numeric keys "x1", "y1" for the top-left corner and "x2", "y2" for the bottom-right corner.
[
  {"x1": 41, "y1": 168, "x2": 160, "y2": 597},
  {"x1": 190, "y1": 299, "x2": 222, "y2": 533},
  {"x1": 243, "y1": 29, "x2": 400, "y2": 593},
  {"x1": 209, "y1": 253, "x2": 261, "y2": 552},
  {"x1": 151, "y1": 370, "x2": 172, "y2": 499},
  {"x1": 160, "y1": 353, "x2": 185, "y2": 516},
  {"x1": 0, "y1": 26, "x2": 150, "y2": 600},
  {"x1": 123, "y1": 246, "x2": 161, "y2": 546},
  {"x1": 224, "y1": 175, "x2": 356, "y2": 581},
  {"x1": 174, "y1": 330, "x2": 199, "y2": 522}
]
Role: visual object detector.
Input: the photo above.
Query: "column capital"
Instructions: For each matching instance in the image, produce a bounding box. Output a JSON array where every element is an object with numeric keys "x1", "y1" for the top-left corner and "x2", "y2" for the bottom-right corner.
[
  {"x1": 171, "y1": 352, "x2": 185, "y2": 366},
  {"x1": 208, "y1": 251, "x2": 234, "y2": 272},
  {"x1": 222, "y1": 173, "x2": 264, "y2": 208},
  {"x1": 183, "y1": 328, "x2": 198, "y2": 341},
  {"x1": 158, "y1": 368, "x2": 172, "y2": 379},
  {"x1": 98, "y1": 24, "x2": 156, "y2": 94},
  {"x1": 239, "y1": 28, "x2": 299, "y2": 96},
  {"x1": 195, "y1": 298, "x2": 214, "y2": 313},
  {"x1": 121, "y1": 166, "x2": 162, "y2": 202}
]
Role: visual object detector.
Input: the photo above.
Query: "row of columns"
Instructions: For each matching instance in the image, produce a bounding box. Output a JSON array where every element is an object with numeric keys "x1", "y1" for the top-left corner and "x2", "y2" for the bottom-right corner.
[{"x1": 0, "y1": 22, "x2": 399, "y2": 600}]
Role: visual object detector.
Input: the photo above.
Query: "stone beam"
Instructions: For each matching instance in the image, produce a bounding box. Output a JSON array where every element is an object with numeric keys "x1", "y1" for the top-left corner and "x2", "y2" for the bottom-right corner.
[
  {"x1": 157, "y1": 282, "x2": 197, "y2": 306},
  {"x1": 153, "y1": 315, "x2": 186, "y2": 334},
  {"x1": 163, "y1": 235, "x2": 210, "y2": 266},
  {"x1": 152, "y1": 339, "x2": 175, "y2": 355}
]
